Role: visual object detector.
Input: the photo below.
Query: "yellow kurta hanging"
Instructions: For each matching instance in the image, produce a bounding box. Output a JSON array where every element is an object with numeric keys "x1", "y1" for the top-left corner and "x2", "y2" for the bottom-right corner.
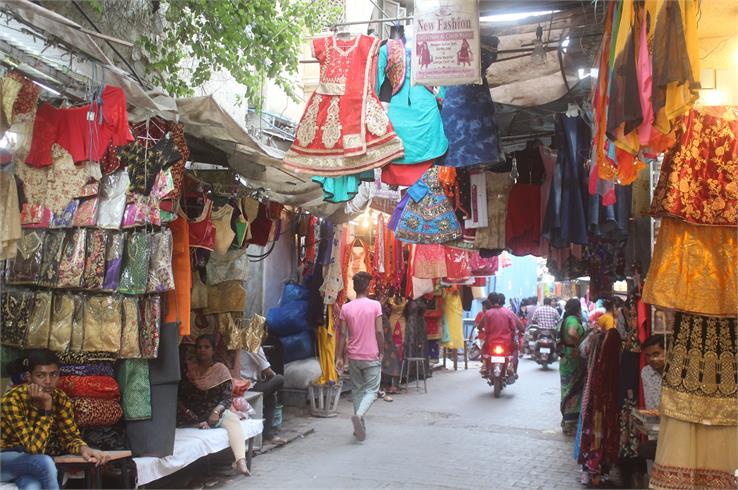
[
  {"x1": 441, "y1": 288, "x2": 464, "y2": 350},
  {"x1": 317, "y1": 307, "x2": 338, "y2": 384}
]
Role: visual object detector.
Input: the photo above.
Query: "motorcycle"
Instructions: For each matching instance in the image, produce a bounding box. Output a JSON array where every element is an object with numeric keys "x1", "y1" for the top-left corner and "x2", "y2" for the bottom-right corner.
[
  {"x1": 523, "y1": 323, "x2": 540, "y2": 357},
  {"x1": 532, "y1": 327, "x2": 558, "y2": 369},
  {"x1": 481, "y1": 343, "x2": 516, "y2": 398}
]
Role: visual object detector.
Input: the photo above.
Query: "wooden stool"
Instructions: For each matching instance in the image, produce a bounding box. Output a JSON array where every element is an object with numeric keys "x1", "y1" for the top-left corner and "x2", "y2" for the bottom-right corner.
[
  {"x1": 399, "y1": 357, "x2": 428, "y2": 393},
  {"x1": 54, "y1": 450, "x2": 133, "y2": 489}
]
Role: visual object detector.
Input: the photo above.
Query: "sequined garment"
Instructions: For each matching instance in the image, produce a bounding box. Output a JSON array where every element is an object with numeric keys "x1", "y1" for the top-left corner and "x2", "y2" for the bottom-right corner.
[
  {"x1": 642, "y1": 218, "x2": 736, "y2": 317},
  {"x1": 660, "y1": 312, "x2": 736, "y2": 426},
  {"x1": 394, "y1": 167, "x2": 461, "y2": 244},
  {"x1": 284, "y1": 34, "x2": 404, "y2": 176},
  {"x1": 650, "y1": 106, "x2": 738, "y2": 226}
]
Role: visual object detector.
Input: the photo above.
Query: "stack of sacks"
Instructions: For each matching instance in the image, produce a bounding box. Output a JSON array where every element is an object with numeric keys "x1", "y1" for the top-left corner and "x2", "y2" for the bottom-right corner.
[
  {"x1": 58, "y1": 362, "x2": 123, "y2": 430},
  {"x1": 267, "y1": 283, "x2": 315, "y2": 363}
]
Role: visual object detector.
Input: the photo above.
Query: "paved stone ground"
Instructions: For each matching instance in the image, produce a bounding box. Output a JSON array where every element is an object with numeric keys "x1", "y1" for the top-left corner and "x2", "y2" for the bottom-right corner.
[{"x1": 222, "y1": 357, "x2": 583, "y2": 489}]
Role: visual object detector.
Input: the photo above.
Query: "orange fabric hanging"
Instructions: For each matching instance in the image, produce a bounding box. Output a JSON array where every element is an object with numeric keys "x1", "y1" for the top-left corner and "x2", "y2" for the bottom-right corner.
[{"x1": 165, "y1": 215, "x2": 192, "y2": 335}]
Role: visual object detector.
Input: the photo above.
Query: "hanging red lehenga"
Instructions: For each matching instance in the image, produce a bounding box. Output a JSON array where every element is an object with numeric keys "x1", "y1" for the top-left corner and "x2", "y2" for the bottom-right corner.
[{"x1": 284, "y1": 34, "x2": 404, "y2": 176}]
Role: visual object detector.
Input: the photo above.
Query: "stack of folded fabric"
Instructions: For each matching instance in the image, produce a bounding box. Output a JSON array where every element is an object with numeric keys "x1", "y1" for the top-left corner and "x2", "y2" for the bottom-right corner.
[{"x1": 58, "y1": 360, "x2": 124, "y2": 437}]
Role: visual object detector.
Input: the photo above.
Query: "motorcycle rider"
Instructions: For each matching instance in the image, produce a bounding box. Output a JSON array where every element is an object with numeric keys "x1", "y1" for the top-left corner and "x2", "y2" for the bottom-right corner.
[
  {"x1": 480, "y1": 293, "x2": 522, "y2": 376},
  {"x1": 530, "y1": 297, "x2": 562, "y2": 332}
]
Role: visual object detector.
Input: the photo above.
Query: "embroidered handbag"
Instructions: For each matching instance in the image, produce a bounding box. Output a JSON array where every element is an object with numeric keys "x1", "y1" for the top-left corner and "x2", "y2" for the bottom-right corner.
[
  {"x1": 26, "y1": 291, "x2": 52, "y2": 348},
  {"x1": 83, "y1": 295, "x2": 122, "y2": 353},
  {"x1": 119, "y1": 297, "x2": 141, "y2": 358},
  {"x1": 48, "y1": 293, "x2": 75, "y2": 352},
  {"x1": 57, "y1": 229, "x2": 87, "y2": 289}
]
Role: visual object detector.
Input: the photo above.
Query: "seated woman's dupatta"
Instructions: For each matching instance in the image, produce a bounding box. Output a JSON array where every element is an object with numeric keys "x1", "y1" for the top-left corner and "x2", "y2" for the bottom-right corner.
[{"x1": 186, "y1": 360, "x2": 232, "y2": 391}]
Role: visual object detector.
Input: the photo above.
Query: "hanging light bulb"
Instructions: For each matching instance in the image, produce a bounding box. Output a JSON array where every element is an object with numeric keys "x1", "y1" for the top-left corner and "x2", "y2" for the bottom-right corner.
[{"x1": 531, "y1": 25, "x2": 546, "y2": 65}]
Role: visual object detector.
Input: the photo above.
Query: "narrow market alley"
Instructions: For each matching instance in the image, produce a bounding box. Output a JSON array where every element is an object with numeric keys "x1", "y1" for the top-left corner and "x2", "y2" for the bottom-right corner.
[{"x1": 224, "y1": 359, "x2": 579, "y2": 489}]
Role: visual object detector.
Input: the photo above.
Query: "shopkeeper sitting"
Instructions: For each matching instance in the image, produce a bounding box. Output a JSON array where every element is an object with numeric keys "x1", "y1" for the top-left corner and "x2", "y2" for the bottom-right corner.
[
  {"x1": 0, "y1": 350, "x2": 110, "y2": 490},
  {"x1": 177, "y1": 335, "x2": 250, "y2": 476},
  {"x1": 240, "y1": 347, "x2": 286, "y2": 445}
]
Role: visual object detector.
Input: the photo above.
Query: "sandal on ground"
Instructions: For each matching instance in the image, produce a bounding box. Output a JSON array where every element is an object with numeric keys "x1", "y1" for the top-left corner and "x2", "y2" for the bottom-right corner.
[
  {"x1": 383, "y1": 395, "x2": 394, "y2": 402},
  {"x1": 233, "y1": 458, "x2": 251, "y2": 476},
  {"x1": 265, "y1": 436, "x2": 287, "y2": 445}
]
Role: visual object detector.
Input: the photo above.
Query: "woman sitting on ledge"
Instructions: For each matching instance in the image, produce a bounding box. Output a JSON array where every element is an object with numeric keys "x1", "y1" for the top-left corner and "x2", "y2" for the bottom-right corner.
[{"x1": 177, "y1": 335, "x2": 250, "y2": 476}]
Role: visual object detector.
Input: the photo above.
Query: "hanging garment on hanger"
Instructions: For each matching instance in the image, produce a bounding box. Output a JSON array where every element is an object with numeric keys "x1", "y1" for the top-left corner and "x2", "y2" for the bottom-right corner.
[
  {"x1": 394, "y1": 166, "x2": 462, "y2": 244},
  {"x1": 284, "y1": 34, "x2": 404, "y2": 176},
  {"x1": 474, "y1": 171, "x2": 512, "y2": 250},
  {"x1": 211, "y1": 203, "x2": 235, "y2": 255},
  {"x1": 187, "y1": 194, "x2": 215, "y2": 251},
  {"x1": 312, "y1": 170, "x2": 374, "y2": 203},
  {"x1": 439, "y1": 48, "x2": 503, "y2": 168},
  {"x1": 26, "y1": 86, "x2": 133, "y2": 167},
  {"x1": 375, "y1": 41, "x2": 448, "y2": 185}
]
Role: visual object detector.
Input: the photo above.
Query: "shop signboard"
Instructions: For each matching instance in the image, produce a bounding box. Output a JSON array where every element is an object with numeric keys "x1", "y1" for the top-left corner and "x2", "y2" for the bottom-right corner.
[{"x1": 411, "y1": 0, "x2": 481, "y2": 86}]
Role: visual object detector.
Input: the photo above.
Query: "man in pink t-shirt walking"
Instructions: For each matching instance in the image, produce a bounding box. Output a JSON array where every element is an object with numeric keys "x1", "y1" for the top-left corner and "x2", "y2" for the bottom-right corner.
[{"x1": 336, "y1": 272, "x2": 384, "y2": 441}]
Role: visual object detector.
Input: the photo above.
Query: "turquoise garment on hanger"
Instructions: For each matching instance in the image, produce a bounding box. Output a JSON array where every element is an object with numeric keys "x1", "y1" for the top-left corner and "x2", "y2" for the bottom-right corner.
[{"x1": 312, "y1": 171, "x2": 374, "y2": 203}]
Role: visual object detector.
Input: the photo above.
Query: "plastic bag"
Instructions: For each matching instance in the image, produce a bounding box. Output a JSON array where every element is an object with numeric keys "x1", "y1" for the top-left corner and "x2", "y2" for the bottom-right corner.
[
  {"x1": 267, "y1": 300, "x2": 310, "y2": 337},
  {"x1": 280, "y1": 330, "x2": 315, "y2": 364},
  {"x1": 280, "y1": 282, "x2": 310, "y2": 305}
]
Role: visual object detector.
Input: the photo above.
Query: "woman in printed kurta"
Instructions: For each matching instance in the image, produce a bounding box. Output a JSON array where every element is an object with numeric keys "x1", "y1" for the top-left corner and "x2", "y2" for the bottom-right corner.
[{"x1": 559, "y1": 299, "x2": 586, "y2": 436}]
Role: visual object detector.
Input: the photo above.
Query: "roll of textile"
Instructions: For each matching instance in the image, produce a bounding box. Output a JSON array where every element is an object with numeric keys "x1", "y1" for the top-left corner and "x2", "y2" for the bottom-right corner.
[
  {"x1": 58, "y1": 376, "x2": 120, "y2": 400},
  {"x1": 59, "y1": 363, "x2": 115, "y2": 377},
  {"x1": 72, "y1": 397, "x2": 123, "y2": 427}
]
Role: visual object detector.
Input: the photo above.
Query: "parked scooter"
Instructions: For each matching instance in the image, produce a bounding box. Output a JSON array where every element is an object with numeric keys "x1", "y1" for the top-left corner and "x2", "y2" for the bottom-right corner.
[
  {"x1": 481, "y1": 343, "x2": 516, "y2": 398},
  {"x1": 532, "y1": 327, "x2": 558, "y2": 369},
  {"x1": 468, "y1": 326, "x2": 483, "y2": 361}
]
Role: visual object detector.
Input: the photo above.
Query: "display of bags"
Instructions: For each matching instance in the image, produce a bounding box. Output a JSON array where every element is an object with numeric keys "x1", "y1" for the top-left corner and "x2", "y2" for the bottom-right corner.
[
  {"x1": 26, "y1": 291, "x2": 52, "y2": 348},
  {"x1": 120, "y1": 297, "x2": 141, "y2": 358},
  {"x1": 102, "y1": 232, "x2": 125, "y2": 291},
  {"x1": 139, "y1": 295, "x2": 161, "y2": 359},
  {"x1": 69, "y1": 294, "x2": 86, "y2": 351},
  {"x1": 82, "y1": 229, "x2": 108, "y2": 290},
  {"x1": 242, "y1": 314, "x2": 266, "y2": 353},
  {"x1": 1, "y1": 289, "x2": 33, "y2": 347},
  {"x1": 205, "y1": 281, "x2": 246, "y2": 314},
  {"x1": 146, "y1": 229, "x2": 175, "y2": 293},
  {"x1": 205, "y1": 248, "x2": 248, "y2": 285},
  {"x1": 83, "y1": 295, "x2": 122, "y2": 353},
  {"x1": 49, "y1": 293, "x2": 75, "y2": 352},
  {"x1": 11, "y1": 229, "x2": 45, "y2": 284},
  {"x1": 118, "y1": 232, "x2": 151, "y2": 295},
  {"x1": 38, "y1": 230, "x2": 64, "y2": 287},
  {"x1": 57, "y1": 228, "x2": 86, "y2": 289}
]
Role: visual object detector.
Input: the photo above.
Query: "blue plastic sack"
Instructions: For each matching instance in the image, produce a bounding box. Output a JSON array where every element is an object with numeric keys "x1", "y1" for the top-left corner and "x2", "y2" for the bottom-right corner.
[
  {"x1": 266, "y1": 300, "x2": 310, "y2": 337},
  {"x1": 280, "y1": 330, "x2": 315, "y2": 364},
  {"x1": 280, "y1": 282, "x2": 310, "y2": 305}
]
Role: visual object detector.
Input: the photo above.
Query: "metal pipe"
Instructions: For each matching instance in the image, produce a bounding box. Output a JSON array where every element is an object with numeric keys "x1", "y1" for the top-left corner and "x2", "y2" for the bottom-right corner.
[{"x1": 331, "y1": 15, "x2": 413, "y2": 28}]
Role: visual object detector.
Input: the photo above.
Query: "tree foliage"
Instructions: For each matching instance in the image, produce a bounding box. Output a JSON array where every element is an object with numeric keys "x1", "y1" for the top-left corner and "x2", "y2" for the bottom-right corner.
[{"x1": 139, "y1": 0, "x2": 341, "y2": 108}]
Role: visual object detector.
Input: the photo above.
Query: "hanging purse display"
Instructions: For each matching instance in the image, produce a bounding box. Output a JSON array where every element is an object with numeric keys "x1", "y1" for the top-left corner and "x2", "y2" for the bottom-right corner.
[
  {"x1": 1, "y1": 289, "x2": 33, "y2": 347},
  {"x1": 146, "y1": 229, "x2": 175, "y2": 293},
  {"x1": 117, "y1": 232, "x2": 152, "y2": 295},
  {"x1": 139, "y1": 295, "x2": 161, "y2": 358},
  {"x1": 82, "y1": 229, "x2": 109, "y2": 290},
  {"x1": 26, "y1": 291, "x2": 52, "y2": 348},
  {"x1": 10, "y1": 229, "x2": 45, "y2": 285},
  {"x1": 57, "y1": 228, "x2": 87, "y2": 289},
  {"x1": 38, "y1": 230, "x2": 65, "y2": 288},
  {"x1": 72, "y1": 196, "x2": 99, "y2": 227},
  {"x1": 241, "y1": 314, "x2": 266, "y2": 353},
  {"x1": 83, "y1": 295, "x2": 123, "y2": 353},
  {"x1": 119, "y1": 297, "x2": 142, "y2": 358},
  {"x1": 205, "y1": 281, "x2": 247, "y2": 314},
  {"x1": 102, "y1": 232, "x2": 125, "y2": 291},
  {"x1": 48, "y1": 293, "x2": 75, "y2": 352}
]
